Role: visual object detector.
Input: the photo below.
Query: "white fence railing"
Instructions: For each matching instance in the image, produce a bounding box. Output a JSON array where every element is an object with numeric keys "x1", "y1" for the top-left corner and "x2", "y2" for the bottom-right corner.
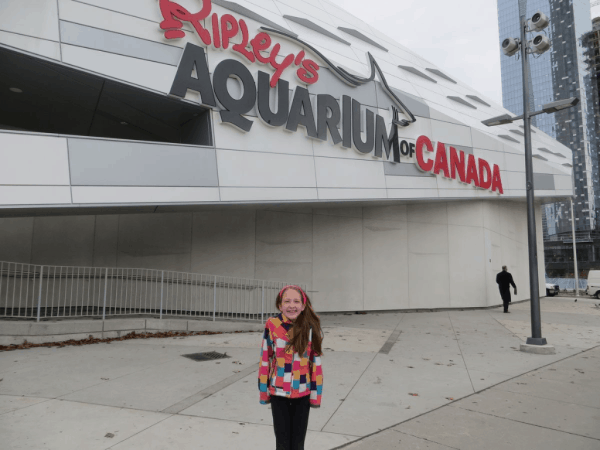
[
  {"x1": 546, "y1": 277, "x2": 587, "y2": 291},
  {"x1": 0, "y1": 261, "x2": 305, "y2": 322}
]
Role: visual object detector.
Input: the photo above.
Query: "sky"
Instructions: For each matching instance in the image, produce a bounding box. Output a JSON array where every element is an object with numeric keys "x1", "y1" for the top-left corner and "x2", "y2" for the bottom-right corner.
[{"x1": 330, "y1": 0, "x2": 600, "y2": 107}]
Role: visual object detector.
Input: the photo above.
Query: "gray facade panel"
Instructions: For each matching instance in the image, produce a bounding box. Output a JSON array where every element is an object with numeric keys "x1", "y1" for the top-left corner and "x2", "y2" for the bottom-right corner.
[
  {"x1": 59, "y1": 21, "x2": 182, "y2": 66},
  {"x1": 383, "y1": 162, "x2": 434, "y2": 177},
  {"x1": 533, "y1": 173, "x2": 555, "y2": 190},
  {"x1": 68, "y1": 139, "x2": 219, "y2": 187}
]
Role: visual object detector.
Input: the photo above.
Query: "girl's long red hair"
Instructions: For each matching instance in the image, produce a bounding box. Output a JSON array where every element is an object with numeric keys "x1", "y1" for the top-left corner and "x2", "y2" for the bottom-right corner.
[{"x1": 276, "y1": 287, "x2": 323, "y2": 357}]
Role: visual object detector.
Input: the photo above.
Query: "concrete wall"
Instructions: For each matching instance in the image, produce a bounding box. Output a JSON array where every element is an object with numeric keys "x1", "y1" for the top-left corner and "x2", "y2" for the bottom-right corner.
[{"x1": 0, "y1": 200, "x2": 544, "y2": 312}]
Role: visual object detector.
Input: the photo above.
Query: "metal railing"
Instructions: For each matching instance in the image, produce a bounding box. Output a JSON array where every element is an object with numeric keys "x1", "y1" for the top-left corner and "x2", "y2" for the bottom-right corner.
[
  {"x1": 0, "y1": 261, "x2": 305, "y2": 322},
  {"x1": 546, "y1": 277, "x2": 588, "y2": 291}
]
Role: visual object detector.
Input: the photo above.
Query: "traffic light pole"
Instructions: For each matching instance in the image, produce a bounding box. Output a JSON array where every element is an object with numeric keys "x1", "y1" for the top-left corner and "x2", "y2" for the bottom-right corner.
[{"x1": 520, "y1": 15, "x2": 547, "y2": 346}]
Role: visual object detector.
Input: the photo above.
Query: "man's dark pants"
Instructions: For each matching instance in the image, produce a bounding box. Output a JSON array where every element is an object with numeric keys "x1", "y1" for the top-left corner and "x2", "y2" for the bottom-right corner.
[{"x1": 500, "y1": 288, "x2": 511, "y2": 312}]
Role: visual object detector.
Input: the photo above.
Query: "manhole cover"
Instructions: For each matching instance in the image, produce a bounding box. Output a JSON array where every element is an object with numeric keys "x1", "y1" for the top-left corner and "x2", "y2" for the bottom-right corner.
[{"x1": 182, "y1": 351, "x2": 230, "y2": 362}]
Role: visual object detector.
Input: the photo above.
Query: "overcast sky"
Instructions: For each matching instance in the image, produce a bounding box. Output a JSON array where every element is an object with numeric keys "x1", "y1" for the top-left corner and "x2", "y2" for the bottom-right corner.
[{"x1": 330, "y1": 1, "x2": 600, "y2": 107}]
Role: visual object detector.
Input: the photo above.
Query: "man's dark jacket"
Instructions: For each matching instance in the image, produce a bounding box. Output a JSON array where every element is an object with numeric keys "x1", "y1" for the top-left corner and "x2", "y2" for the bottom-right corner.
[{"x1": 496, "y1": 271, "x2": 516, "y2": 302}]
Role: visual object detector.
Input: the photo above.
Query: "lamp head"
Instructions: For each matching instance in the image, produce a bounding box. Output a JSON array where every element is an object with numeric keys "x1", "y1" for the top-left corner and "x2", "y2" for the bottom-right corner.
[
  {"x1": 530, "y1": 34, "x2": 551, "y2": 54},
  {"x1": 542, "y1": 97, "x2": 579, "y2": 113},
  {"x1": 502, "y1": 37, "x2": 520, "y2": 57},
  {"x1": 482, "y1": 114, "x2": 514, "y2": 127},
  {"x1": 529, "y1": 12, "x2": 549, "y2": 32}
]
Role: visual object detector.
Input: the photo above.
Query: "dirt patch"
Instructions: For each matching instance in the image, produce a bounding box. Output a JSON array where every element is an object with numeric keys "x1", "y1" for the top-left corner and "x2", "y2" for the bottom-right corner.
[{"x1": 0, "y1": 330, "x2": 254, "y2": 352}]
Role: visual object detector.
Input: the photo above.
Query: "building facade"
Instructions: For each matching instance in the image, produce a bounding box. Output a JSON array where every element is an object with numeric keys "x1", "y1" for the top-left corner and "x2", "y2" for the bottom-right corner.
[
  {"x1": 0, "y1": 0, "x2": 573, "y2": 313},
  {"x1": 498, "y1": 0, "x2": 600, "y2": 277}
]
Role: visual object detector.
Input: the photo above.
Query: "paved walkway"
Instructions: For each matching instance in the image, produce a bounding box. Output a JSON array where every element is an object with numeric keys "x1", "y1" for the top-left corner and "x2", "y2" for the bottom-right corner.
[
  {"x1": 342, "y1": 346, "x2": 600, "y2": 449},
  {"x1": 1, "y1": 297, "x2": 599, "y2": 449}
]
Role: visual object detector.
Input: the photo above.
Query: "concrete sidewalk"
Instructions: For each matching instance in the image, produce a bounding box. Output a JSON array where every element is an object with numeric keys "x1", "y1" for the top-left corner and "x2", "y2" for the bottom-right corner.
[
  {"x1": 341, "y1": 346, "x2": 600, "y2": 449},
  {"x1": 1, "y1": 297, "x2": 599, "y2": 449}
]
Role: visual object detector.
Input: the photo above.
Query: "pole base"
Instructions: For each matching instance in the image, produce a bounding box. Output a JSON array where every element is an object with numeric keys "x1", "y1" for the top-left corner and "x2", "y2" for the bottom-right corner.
[
  {"x1": 520, "y1": 342, "x2": 555, "y2": 355},
  {"x1": 526, "y1": 337, "x2": 548, "y2": 345}
]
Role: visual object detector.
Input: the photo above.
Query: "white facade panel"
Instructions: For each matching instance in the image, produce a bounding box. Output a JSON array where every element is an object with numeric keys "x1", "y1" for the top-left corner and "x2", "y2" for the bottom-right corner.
[
  {"x1": 320, "y1": 0, "x2": 373, "y2": 34},
  {"x1": 447, "y1": 201, "x2": 484, "y2": 227},
  {"x1": 0, "y1": 186, "x2": 71, "y2": 205},
  {"x1": 554, "y1": 174, "x2": 573, "y2": 191},
  {"x1": 213, "y1": 114, "x2": 315, "y2": 156},
  {"x1": 532, "y1": 157, "x2": 556, "y2": 174},
  {"x1": 0, "y1": 134, "x2": 70, "y2": 185},
  {"x1": 0, "y1": 32, "x2": 61, "y2": 60},
  {"x1": 362, "y1": 219, "x2": 410, "y2": 310},
  {"x1": 219, "y1": 187, "x2": 318, "y2": 202},
  {"x1": 428, "y1": 107, "x2": 467, "y2": 126},
  {"x1": 216, "y1": 150, "x2": 317, "y2": 188},
  {"x1": 504, "y1": 153, "x2": 525, "y2": 172},
  {"x1": 387, "y1": 189, "x2": 440, "y2": 199},
  {"x1": 317, "y1": 188, "x2": 386, "y2": 200},
  {"x1": 312, "y1": 213, "x2": 363, "y2": 312},
  {"x1": 384, "y1": 175, "x2": 438, "y2": 190},
  {"x1": 57, "y1": 0, "x2": 185, "y2": 48},
  {"x1": 71, "y1": 0, "x2": 165, "y2": 23},
  {"x1": 439, "y1": 189, "x2": 492, "y2": 199},
  {"x1": 377, "y1": 72, "x2": 422, "y2": 97},
  {"x1": 61, "y1": 45, "x2": 177, "y2": 93},
  {"x1": 314, "y1": 157, "x2": 386, "y2": 189},
  {"x1": 278, "y1": 0, "x2": 333, "y2": 25},
  {"x1": 473, "y1": 148, "x2": 506, "y2": 170},
  {"x1": 503, "y1": 171, "x2": 526, "y2": 191},
  {"x1": 448, "y1": 224, "x2": 487, "y2": 308},
  {"x1": 72, "y1": 187, "x2": 220, "y2": 204},
  {"x1": 430, "y1": 119, "x2": 473, "y2": 147},
  {"x1": 436, "y1": 177, "x2": 475, "y2": 191},
  {"x1": 312, "y1": 139, "x2": 366, "y2": 161},
  {"x1": 0, "y1": 0, "x2": 59, "y2": 41},
  {"x1": 407, "y1": 221, "x2": 451, "y2": 308}
]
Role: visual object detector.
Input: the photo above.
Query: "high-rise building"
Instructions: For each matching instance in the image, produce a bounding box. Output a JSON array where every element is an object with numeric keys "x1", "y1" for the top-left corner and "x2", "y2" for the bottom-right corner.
[
  {"x1": 498, "y1": 0, "x2": 600, "y2": 276},
  {"x1": 582, "y1": 17, "x2": 600, "y2": 218}
]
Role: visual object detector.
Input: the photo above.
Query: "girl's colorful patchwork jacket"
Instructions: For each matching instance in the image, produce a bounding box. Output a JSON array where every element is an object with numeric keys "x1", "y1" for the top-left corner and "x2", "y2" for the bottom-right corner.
[{"x1": 258, "y1": 314, "x2": 323, "y2": 408}]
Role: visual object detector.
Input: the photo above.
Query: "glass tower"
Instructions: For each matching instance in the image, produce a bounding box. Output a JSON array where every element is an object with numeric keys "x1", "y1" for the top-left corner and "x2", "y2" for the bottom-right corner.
[{"x1": 498, "y1": 0, "x2": 600, "y2": 276}]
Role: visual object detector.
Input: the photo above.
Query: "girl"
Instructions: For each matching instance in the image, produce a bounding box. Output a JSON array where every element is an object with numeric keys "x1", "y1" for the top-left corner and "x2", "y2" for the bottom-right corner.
[{"x1": 258, "y1": 285, "x2": 323, "y2": 450}]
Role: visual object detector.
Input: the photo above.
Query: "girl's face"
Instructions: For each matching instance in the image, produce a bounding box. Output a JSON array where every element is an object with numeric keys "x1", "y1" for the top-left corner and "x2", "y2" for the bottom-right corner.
[{"x1": 279, "y1": 289, "x2": 305, "y2": 321}]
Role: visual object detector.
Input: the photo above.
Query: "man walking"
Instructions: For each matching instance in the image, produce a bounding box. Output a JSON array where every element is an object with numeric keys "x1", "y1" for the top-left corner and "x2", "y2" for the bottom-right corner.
[{"x1": 496, "y1": 266, "x2": 517, "y2": 313}]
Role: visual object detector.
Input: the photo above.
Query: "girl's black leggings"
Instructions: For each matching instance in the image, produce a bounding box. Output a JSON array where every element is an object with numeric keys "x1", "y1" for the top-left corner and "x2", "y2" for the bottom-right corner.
[{"x1": 270, "y1": 395, "x2": 311, "y2": 450}]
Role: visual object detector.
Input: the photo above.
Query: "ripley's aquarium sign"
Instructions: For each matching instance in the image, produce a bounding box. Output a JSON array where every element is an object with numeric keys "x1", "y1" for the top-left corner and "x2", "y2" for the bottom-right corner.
[{"x1": 159, "y1": 0, "x2": 504, "y2": 194}]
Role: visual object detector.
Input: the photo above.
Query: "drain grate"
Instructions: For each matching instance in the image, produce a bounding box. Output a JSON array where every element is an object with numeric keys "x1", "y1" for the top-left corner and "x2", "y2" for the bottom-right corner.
[{"x1": 182, "y1": 351, "x2": 230, "y2": 362}]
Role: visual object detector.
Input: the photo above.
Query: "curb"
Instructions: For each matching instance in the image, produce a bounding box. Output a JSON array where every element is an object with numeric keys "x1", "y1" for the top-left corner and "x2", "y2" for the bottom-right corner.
[{"x1": 0, "y1": 317, "x2": 264, "y2": 345}]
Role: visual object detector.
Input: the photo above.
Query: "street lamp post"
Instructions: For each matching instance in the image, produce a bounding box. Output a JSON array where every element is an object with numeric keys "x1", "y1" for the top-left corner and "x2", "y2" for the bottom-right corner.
[
  {"x1": 518, "y1": 14, "x2": 545, "y2": 346},
  {"x1": 482, "y1": 11, "x2": 579, "y2": 349},
  {"x1": 570, "y1": 197, "x2": 579, "y2": 296}
]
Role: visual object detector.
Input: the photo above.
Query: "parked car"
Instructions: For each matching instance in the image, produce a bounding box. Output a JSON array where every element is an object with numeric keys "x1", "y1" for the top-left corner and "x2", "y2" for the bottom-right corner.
[
  {"x1": 545, "y1": 283, "x2": 559, "y2": 297},
  {"x1": 585, "y1": 270, "x2": 600, "y2": 299}
]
